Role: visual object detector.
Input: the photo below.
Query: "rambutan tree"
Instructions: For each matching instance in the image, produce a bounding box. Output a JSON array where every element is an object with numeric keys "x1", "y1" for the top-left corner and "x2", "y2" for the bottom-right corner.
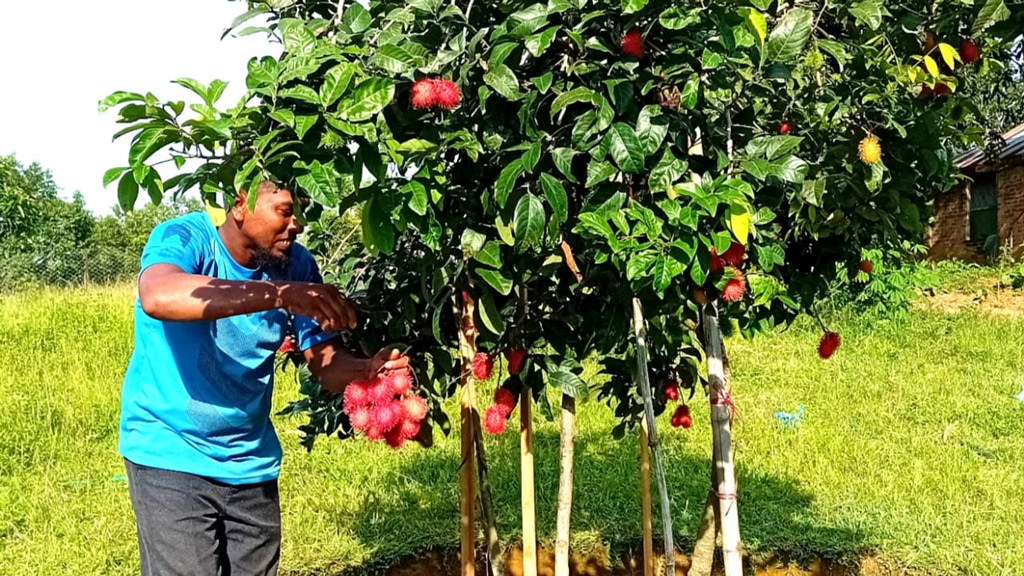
[{"x1": 102, "y1": 0, "x2": 1023, "y2": 574}]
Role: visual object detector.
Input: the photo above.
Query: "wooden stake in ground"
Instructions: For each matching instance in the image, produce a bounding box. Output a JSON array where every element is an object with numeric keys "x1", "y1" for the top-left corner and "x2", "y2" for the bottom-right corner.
[
  {"x1": 702, "y1": 304, "x2": 742, "y2": 576},
  {"x1": 640, "y1": 415, "x2": 654, "y2": 576},
  {"x1": 456, "y1": 297, "x2": 477, "y2": 576},
  {"x1": 520, "y1": 389, "x2": 538, "y2": 576},
  {"x1": 631, "y1": 298, "x2": 675, "y2": 576},
  {"x1": 554, "y1": 393, "x2": 576, "y2": 576}
]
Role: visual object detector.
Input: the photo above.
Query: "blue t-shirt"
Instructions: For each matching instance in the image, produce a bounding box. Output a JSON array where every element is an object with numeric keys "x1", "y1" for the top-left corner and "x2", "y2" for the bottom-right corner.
[{"x1": 119, "y1": 212, "x2": 337, "y2": 484}]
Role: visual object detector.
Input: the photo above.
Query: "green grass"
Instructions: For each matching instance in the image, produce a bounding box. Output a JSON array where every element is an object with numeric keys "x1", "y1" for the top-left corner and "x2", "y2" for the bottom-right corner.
[{"x1": 1, "y1": 286, "x2": 1023, "y2": 575}]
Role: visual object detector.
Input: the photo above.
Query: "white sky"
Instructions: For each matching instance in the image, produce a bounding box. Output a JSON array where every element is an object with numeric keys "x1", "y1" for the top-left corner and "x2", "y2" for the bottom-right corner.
[{"x1": 0, "y1": 0, "x2": 280, "y2": 215}]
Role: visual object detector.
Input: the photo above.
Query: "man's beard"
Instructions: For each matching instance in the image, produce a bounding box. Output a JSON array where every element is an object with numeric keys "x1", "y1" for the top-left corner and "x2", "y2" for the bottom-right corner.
[{"x1": 251, "y1": 247, "x2": 291, "y2": 279}]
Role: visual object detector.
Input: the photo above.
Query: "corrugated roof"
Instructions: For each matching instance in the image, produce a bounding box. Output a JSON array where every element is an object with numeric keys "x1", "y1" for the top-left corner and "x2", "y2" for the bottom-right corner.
[{"x1": 955, "y1": 122, "x2": 1024, "y2": 170}]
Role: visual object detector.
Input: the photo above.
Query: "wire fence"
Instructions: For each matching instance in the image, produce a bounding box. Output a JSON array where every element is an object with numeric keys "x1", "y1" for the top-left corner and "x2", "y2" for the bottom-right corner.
[{"x1": 0, "y1": 247, "x2": 140, "y2": 292}]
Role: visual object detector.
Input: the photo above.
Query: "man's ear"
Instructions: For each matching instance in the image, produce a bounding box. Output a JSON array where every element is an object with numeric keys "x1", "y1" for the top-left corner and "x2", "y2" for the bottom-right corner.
[{"x1": 230, "y1": 191, "x2": 249, "y2": 221}]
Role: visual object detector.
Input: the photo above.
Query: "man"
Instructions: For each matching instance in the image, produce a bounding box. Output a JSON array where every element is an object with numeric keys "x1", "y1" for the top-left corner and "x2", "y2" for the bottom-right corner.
[{"x1": 119, "y1": 181, "x2": 407, "y2": 576}]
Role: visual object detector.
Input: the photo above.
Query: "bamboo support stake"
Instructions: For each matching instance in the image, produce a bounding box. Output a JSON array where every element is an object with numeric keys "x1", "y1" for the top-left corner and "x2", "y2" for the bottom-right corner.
[
  {"x1": 632, "y1": 298, "x2": 675, "y2": 576},
  {"x1": 520, "y1": 390, "x2": 538, "y2": 576},
  {"x1": 457, "y1": 298, "x2": 477, "y2": 576},
  {"x1": 554, "y1": 393, "x2": 576, "y2": 576},
  {"x1": 702, "y1": 304, "x2": 742, "y2": 576},
  {"x1": 640, "y1": 415, "x2": 654, "y2": 576}
]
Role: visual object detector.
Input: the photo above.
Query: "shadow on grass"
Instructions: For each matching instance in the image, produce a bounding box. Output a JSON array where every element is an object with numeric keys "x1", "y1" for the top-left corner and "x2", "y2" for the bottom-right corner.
[{"x1": 319, "y1": 424, "x2": 872, "y2": 576}]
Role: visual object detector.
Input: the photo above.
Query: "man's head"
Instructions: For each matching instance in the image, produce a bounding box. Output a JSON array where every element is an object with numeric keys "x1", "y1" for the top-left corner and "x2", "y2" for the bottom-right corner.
[{"x1": 225, "y1": 181, "x2": 303, "y2": 276}]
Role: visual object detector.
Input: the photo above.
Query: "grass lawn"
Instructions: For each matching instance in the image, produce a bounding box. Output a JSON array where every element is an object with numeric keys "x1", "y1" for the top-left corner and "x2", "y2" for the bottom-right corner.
[{"x1": 1, "y1": 285, "x2": 1023, "y2": 575}]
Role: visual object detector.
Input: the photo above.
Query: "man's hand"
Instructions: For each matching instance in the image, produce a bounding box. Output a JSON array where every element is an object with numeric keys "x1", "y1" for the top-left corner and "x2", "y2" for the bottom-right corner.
[
  {"x1": 368, "y1": 347, "x2": 411, "y2": 378},
  {"x1": 276, "y1": 282, "x2": 357, "y2": 333}
]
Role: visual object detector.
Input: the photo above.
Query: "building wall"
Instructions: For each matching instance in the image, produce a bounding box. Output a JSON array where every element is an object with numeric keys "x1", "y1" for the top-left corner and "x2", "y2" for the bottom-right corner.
[{"x1": 927, "y1": 163, "x2": 1024, "y2": 261}]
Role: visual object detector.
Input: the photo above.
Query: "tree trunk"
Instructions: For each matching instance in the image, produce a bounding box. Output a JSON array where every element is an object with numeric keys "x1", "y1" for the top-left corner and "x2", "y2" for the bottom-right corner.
[
  {"x1": 521, "y1": 390, "x2": 538, "y2": 576},
  {"x1": 702, "y1": 305, "x2": 742, "y2": 576},
  {"x1": 631, "y1": 298, "x2": 675, "y2": 576},
  {"x1": 640, "y1": 415, "x2": 654, "y2": 576},
  {"x1": 554, "y1": 393, "x2": 576, "y2": 576}
]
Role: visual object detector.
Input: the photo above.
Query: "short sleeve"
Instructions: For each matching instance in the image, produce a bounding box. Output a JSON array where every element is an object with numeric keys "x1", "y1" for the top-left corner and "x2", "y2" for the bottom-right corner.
[
  {"x1": 140, "y1": 217, "x2": 205, "y2": 274},
  {"x1": 288, "y1": 245, "x2": 340, "y2": 351}
]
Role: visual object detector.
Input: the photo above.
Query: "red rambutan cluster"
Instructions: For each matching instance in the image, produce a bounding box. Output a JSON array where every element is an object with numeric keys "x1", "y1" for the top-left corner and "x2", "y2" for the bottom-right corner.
[{"x1": 342, "y1": 367, "x2": 427, "y2": 449}]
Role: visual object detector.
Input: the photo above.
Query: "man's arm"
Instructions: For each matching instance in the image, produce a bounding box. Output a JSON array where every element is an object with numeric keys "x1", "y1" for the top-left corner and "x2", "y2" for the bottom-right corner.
[
  {"x1": 304, "y1": 341, "x2": 410, "y2": 394},
  {"x1": 139, "y1": 263, "x2": 357, "y2": 333}
]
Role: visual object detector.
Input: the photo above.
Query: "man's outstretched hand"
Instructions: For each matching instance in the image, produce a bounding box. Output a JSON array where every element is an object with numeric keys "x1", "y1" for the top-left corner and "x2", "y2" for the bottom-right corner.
[
  {"x1": 369, "y1": 347, "x2": 411, "y2": 377},
  {"x1": 276, "y1": 282, "x2": 357, "y2": 333}
]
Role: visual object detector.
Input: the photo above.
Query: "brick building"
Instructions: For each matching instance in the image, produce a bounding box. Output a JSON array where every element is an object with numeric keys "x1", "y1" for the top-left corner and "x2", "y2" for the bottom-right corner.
[{"x1": 927, "y1": 122, "x2": 1024, "y2": 261}]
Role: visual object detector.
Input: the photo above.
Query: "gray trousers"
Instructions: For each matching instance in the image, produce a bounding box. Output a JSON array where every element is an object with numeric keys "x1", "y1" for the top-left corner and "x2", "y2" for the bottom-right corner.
[{"x1": 124, "y1": 459, "x2": 281, "y2": 576}]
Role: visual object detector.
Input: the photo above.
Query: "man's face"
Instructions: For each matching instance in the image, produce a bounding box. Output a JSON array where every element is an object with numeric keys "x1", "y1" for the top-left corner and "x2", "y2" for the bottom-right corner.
[{"x1": 235, "y1": 183, "x2": 304, "y2": 261}]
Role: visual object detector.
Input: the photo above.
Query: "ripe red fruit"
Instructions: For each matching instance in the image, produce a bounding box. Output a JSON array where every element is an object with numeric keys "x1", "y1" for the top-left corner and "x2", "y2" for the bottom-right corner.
[
  {"x1": 364, "y1": 424, "x2": 385, "y2": 440},
  {"x1": 779, "y1": 122, "x2": 791, "y2": 135},
  {"x1": 506, "y1": 347, "x2": 527, "y2": 375},
  {"x1": 398, "y1": 417, "x2": 421, "y2": 441},
  {"x1": 721, "y1": 242, "x2": 745, "y2": 267},
  {"x1": 343, "y1": 380, "x2": 371, "y2": 412},
  {"x1": 934, "y1": 83, "x2": 951, "y2": 97},
  {"x1": 671, "y1": 404, "x2": 692, "y2": 428},
  {"x1": 411, "y1": 78, "x2": 436, "y2": 110},
  {"x1": 710, "y1": 248, "x2": 725, "y2": 273},
  {"x1": 278, "y1": 337, "x2": 296, "y2": 353},
  {"x1": 494, "y1": 387, "x2": 516, "y2": 415},
  {"x1": 373, "y1": 401, "x2": 403, "y2": 432},
  {"x1": 959, "y1": 39, "x2": 979, "y2": 64},
  {"x1": 384, "y1": 426, "x2": 407, "y2": 448},
  {"x1": 403, "y1": 395, "x2": 428, "y2": 422},
  {"x1": 859, "y1": 259, "x2": 874, "y2": 274},
  {"x1": 693, "y1": 288, "x2": 709, "y2": 306},
  {"x1": 664, "y1": 381, "x2": 680, "y2": 401},
  {"x1": 432, "y1": 79, "x2": 461, "y2": 110},
  {"x1": 622, "y1": 29, "x2": 644, "y2": 59},
  {"x1": 818, "y1": 331, "x2": 841, "y2": 360},
  {"x1": 472, "y1": 352, "x2": 493, "y2": 380},
  {"x1": 366, "y1": 378, "x2": 393, "y2": 406},
  {"x1": 349, "y1": 406, "x2": 371, "y2": 431},
  {"x1": 387, "y1": 369, "x2": 413, "y2": 395},
  {"x1": 484, "y1": 405, "x2": 507, "y2": 435},
  {"x1": 722, "y1": 268, "x2": 746, "y2": 302}
]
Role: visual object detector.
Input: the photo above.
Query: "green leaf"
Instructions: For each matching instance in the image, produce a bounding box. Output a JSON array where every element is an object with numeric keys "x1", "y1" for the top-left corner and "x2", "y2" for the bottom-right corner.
[
  {"x1": 816, "y1": 40, "x2": 849, "y2": 70},
  {"x1": 659, "y1": 7, "x2": 699, "y2": 30},
  {"x1": 532, "y1": 72, "x2": 554, "y2": 93},
  {"x1": 513, "y1": 193, "x2": 545, "y2": 250},
  {"x1": 800, "y1": 179, "x2": 826, "y2": 206},
  {"x1": 117, "y1": 172, "x2": 139, "y2": 211},
  {"x1": 539, "y1": 173, "x2": 568, "y2": 228},
  {"x1": 701, "y1": 49, "x2": 723, "y2": 70},
  {"x1": 461, "y1": 228, "x2": 487, "y2": 258},
  {"x1": 626, "y1": 251, "x2": 657, "y2": 280},
  {"x1": 648, "y1": 149, "x2": 687, "y2": 192},
  {"x1": 525, "y1": 27, "x2": 559, "y2": 57},
  {"x1": 320, "y1": 64, "x2": 357, "y2": 107},
  {"x1": 129, "y1": 128, "x2": 175, "y2": 168},
  {"x1": 522, "y1": 140, "x2": 543, "y2": 173},
  {"x1": 403, "y1": 181, "x2": 428, "y2": 215},
  {"x1": 270, "y1": 109, "x2": 296, "y2": 128},
  {"x1": 652, "y1": 254, "x2": 686, "y2": 295},
  {"x1": 362, "y1": 194, "x2": 395, "y2": 256},
  {"x1": 849, "y1": 0, "x2": 889, "y2": 31},
  {"x1": 621, "y1": 0, "x2": 648, "y2": 15},
  {"x1": 603, "y1": 123, "x2": 644, "y2": 173},
  {"x1": 476, "y1": 291, "x2": 505, "y2": 335},
  {"x1": 98, "y1": 91, "x2": 145, "y2": 113},
  {"x1": 396, "y1": 139, "x2": 439, "y2": 153},
  {"x1": 474, "y1": 241, "x2": 504, "y2": 268},
  {"x1": 103, "y1": 167, "x2": 130, "y2": 188},
  {"x1": 552, "y1": 148, "x2": 578, "y2": 183},
  {"x1": 766, "y1": 7, "x2": 813, "y2": 63},
  {"x1": 973, "y1": 0, "x2": 1010, "y2": 33},
  {"x1": 342, "y1": 3, "x2": 372, "y2": 33},
  {"x1": 279, "y1": 18, "x2": 316, "y2": 54},
  {"x1": 746, "y1": 135, "x2": 803, "y2": 160},
  {"x1": 281, "y1": 85, "x2": 321, "y2": 105},
  {"x1": 296, "y1": 160, "x2": 340, "y2": 207},
  {"x1": 495, "y1": 160, "x2": 525, "y2": 208},
  {"x1": 374, "y1": 44, "x2": 417, "y2": 76},
  {"x1": 294, "y1": 115, "x2": 318, "y2": 139},
  {"x1": 727, "y1": 204, "x2": 751, "y2": 244},
  {"x1": 508, "y1": 4, "x2": 549, "y2": 39},
  {"x1": 550, "y1": 87, "x2": 598, "y2": 119},
  {"x1": 586, "y1": 159, "x2": 617, "y2": 187},
  {"x1": 474, "y1": 267, "x2": 514, "y2": 296},
  {"x1": 756, "y1": 243, "x2": 785, "y2": 272},
  {"x1": 739, "y1": 8, "x2": 767, "y2": 45},
  {"x1": 636, "y1": 106, "x2": 668, "y2": 157},
  {"x1": 483, "y1": 64, "x2": 523, "y2": 100},
  {"x1": 337, "y1": 78, "x2": 395, "y2": 122},
  {"x1": 680, "y1": 75, "x2": 700, "y2": 109},
  {"x1": 549, "y1": 368, "x2": 587, "y2": 399}
]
